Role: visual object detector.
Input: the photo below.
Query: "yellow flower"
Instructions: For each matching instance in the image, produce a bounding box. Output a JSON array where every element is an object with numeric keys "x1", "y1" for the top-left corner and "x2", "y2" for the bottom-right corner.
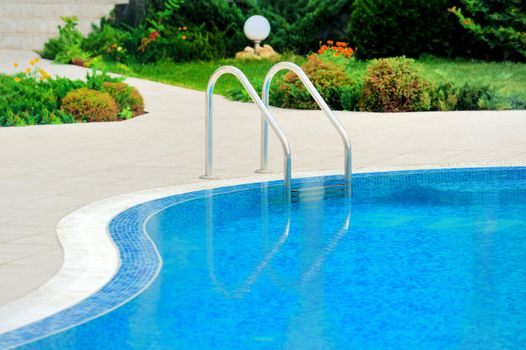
[
  {"x1": 25, "y1": 68, "x2": 31, "y2": 74},
  {"x1": 182, "y1": 35, "x2": 187, "y2": 40},
  {"x1": 14, "y1": 77, "x2": 21, "y2": 82},
  {"x1": 29, "y1": 57, "x2": 40, "y2": 66},
  {"x1": 37, "y1": 68, "x2": 51, "y2": 80},
  {"x1": 13, "y1": 62, "x2": 18, "y2": 68},
  {"x1": 40, "y1": 71, "x2": 51, "y2": 80}
]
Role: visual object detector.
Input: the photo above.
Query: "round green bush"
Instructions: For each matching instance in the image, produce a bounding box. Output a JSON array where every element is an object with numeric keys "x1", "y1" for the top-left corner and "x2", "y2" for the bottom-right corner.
[
  {"x1": 60, "y1": 88, "x2": 118, "y2": 122},
  {"x1": 103, "y1": 82, "x2": 144, "y2": 118},
  {"x1": 276, "y1": 56, "x2": 352, "y2": 110},
  {"x1": 359, "y1": 57, "x2": 431, "y2": 112}
]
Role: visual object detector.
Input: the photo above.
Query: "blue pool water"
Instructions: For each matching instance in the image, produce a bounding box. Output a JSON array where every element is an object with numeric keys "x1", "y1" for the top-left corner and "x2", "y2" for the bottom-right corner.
[{"x1": 3, "y1": 167, "x2": 526, "y2": 349}]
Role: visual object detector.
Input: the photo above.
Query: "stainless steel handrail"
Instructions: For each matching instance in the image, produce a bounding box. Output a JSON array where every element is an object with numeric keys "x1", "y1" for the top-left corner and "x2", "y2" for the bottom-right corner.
[
  {"x1": 258, "y1": 61, "x2": 352, "y2": 191},
  {"x1": 200, "y1": 65, "x2": 292, "y2": 200}
]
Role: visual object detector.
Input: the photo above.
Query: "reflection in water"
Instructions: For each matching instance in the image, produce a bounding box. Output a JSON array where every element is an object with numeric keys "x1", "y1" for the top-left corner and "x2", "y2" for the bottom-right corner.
[
  {"x1": 206, "y1": 184, "x2": 352, "y2": 300},
  {"x1": 206, "y1": 184, "x2": 292, "y2": 299}
]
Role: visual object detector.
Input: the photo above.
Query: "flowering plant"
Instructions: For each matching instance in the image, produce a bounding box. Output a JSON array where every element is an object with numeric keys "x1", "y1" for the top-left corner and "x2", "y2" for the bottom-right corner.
[
  {"x1": 310, "y1": 40, "x2": 355, "y2": 68},
  {"x1": 107, "y1": 43, "x2": 128, "y2": 61},
  {"x1": 11, "y1": 58, "x2": 52, "y2": 82},
  {"x1": 318, "y1": 40, "x2": 354, "y2": 58}
]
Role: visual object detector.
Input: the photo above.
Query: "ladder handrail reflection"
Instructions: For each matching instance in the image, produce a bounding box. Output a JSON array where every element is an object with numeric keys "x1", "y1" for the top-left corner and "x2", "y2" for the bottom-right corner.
[{"x1": 206, "y1": 185, "x2": 351, "y2": 298}]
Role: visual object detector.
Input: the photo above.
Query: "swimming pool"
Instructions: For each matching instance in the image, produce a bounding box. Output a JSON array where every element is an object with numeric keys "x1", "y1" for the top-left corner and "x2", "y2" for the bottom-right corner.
[{"x1": 2, "y1": 167, "x2": 526, "y2": 349}]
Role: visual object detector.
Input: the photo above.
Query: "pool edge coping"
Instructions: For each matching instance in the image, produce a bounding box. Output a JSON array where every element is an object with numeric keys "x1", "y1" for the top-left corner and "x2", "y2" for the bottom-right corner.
[{"x1": 1, "y1": 161, "x2": 525, "y2": 335}]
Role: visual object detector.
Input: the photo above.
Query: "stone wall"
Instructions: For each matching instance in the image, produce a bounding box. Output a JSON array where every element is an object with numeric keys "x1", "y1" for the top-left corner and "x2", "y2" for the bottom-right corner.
[{"x1": 0, "y1": 0, "x2": 129, "y2": 50}]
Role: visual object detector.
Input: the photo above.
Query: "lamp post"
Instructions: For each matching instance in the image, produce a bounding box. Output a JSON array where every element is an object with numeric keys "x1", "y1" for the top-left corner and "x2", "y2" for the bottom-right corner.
[{"x1": 243, "y1": 15, "x2": 271, "y2": 54}]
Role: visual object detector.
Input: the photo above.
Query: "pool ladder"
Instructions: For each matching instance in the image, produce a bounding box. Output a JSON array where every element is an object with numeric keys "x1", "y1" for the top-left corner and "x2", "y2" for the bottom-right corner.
[{"x1": 199, "y1": 62, "x2": 352, "y2": 200}]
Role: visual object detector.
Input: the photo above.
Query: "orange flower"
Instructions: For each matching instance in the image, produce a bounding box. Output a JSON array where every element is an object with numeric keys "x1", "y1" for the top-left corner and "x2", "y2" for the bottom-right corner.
[
  {"x1": 327, "y1": 40, "x2": 334, "y2": 45},
  {"x1": 182, "y1": 26, "x2": 187, "y2": 31},
  {"x1": 182, "y1": 35, "x2": 187, "y2": 40}
]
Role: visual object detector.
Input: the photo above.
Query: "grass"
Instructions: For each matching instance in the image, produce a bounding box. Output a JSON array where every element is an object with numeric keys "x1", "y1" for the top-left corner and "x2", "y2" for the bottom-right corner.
[
  {"x1": 100, "y1": 53, "x2": 307, "y2": 98},
  {"x1": 100, "y1": 55, "x2": 526, "y2": 108},
  {"x1": 418, "y1": 55, "x2": 526, "y2": 101}
]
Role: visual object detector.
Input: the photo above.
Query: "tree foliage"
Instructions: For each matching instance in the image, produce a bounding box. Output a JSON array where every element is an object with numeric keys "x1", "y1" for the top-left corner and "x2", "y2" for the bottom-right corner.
[
  {"x1": 348, "y1": 0, "x2": 453, "y2": 59},
  {"x1": 449, "y1": 0, "x2": 526, "y2": 61}
]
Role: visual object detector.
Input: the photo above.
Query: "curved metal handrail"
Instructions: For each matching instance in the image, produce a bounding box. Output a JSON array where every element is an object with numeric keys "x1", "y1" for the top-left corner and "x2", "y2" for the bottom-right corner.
[
  {"x1": 200, "y1": 65, "x2": 292, "y2": 200},
  {"x1": 258, "y1": 62, "x2": 352, "y2": 192}
]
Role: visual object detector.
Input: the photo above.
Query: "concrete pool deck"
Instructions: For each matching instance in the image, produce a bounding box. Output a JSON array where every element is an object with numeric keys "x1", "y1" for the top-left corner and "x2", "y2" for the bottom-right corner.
[{"x1": 0, "y1": 49, "x2": 525, "y2": 308}]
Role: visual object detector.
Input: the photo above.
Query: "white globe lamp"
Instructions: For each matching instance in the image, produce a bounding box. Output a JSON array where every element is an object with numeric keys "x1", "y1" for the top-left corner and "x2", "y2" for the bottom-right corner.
[{"x1": 243, "y1": 15, "x2": 271, "y2": 54}]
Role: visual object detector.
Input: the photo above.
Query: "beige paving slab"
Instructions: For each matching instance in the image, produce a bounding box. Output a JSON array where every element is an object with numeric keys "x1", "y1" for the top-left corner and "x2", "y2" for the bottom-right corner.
[{"x1": 0, "y1": 49, "x2": 525, "y2": 309}]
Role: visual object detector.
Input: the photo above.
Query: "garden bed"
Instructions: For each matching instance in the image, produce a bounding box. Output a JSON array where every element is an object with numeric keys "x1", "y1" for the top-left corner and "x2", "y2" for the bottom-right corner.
[
  {"x1": 34, "y1": 1, "x2": 525, "y2": 114},
  {"x1": 0, "y1": 60, "x2": 144, "y2": 127},
  {"x1": 100, "y1": 52, "x2": 526, "y2": 112}
]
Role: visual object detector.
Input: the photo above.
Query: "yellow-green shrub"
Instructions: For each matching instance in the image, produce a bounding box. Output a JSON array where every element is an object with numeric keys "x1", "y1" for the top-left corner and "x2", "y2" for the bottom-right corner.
[
  {"x1": 360, "y1": 57, "x2": 431, "y2": 112},
  {"x1": 61, "y1": 88, "x2": 118, "y2": 122},
  {"x1": 276, "y1": 56, "x2": 352, "y2": 110},
  {"x1": 102, "y1": 82, "x2": 144, "y2": 118}
]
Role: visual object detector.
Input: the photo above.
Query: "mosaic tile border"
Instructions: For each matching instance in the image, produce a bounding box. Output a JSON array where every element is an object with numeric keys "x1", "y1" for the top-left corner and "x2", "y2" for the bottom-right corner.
[{"x1": 1, "y1": 163, "x2": 525, "y2": 349}]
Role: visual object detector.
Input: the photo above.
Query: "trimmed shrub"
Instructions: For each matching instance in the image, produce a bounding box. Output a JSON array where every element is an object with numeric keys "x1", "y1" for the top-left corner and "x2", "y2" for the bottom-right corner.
[
  {"x1": 103, "y1": 82, "x2": 145, "y2": 117},
  {"x1": 359, "y1": 57, "x2": 431, "y2": 112},
  {"x1": 276, "y1": 56, "x2": 352, "y2": 110},
  {"x1": 61, "y1": 88, "x2": 118, "y2": 122}
]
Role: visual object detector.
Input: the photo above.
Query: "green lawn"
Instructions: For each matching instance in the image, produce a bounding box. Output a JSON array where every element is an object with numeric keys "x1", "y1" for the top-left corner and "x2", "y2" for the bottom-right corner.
[
  {"x1": 100, "y1": 55, "x2": 526, "y2": 105},
  {"x1": 419, "y1": 56, "x2": 526, "y2": 101},
  {"x1": 101, "y1": 54, "x2": 307, "y2": 98}
]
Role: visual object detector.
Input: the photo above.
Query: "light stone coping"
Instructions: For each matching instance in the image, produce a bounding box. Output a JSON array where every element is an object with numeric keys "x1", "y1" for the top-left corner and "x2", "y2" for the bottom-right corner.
[{"x1": 0, "y1": 162, "x2": 525, "y2": 336}]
